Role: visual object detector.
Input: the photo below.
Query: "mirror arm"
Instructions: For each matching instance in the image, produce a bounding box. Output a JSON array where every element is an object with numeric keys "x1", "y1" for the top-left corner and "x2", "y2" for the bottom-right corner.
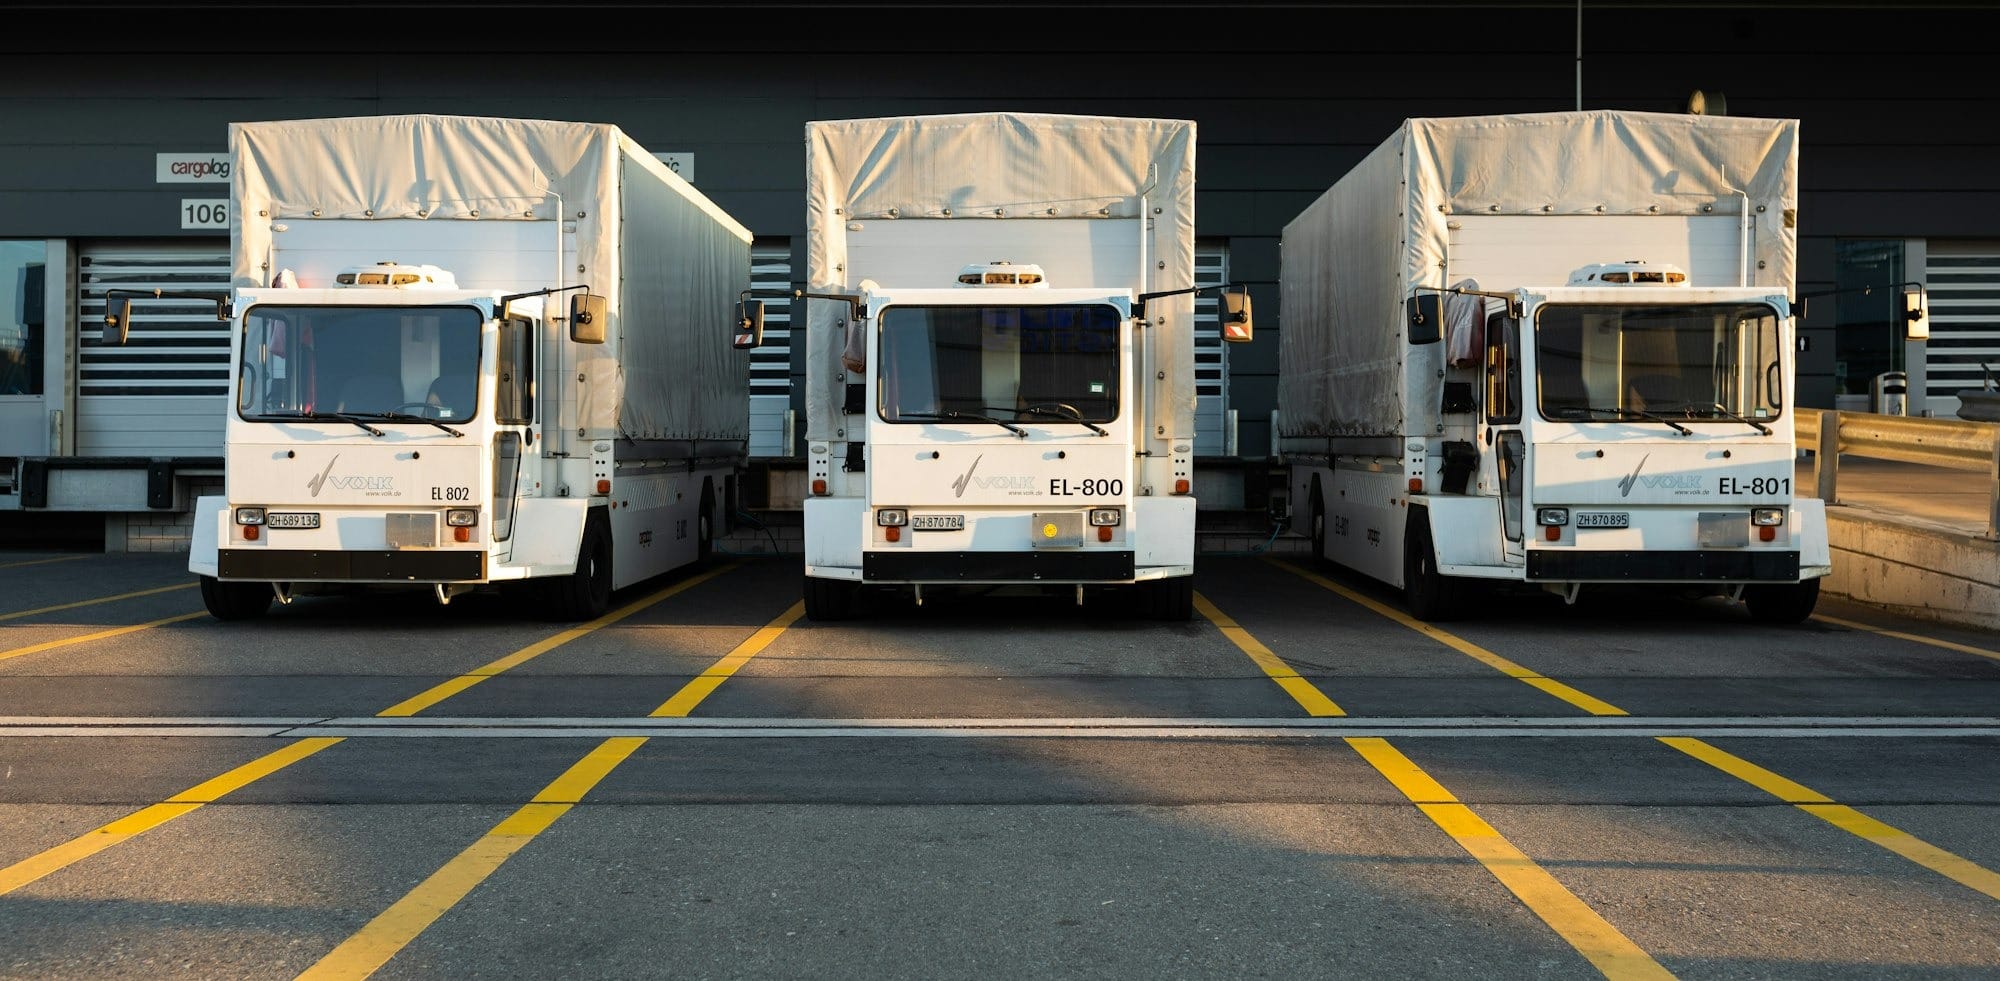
[
  {"x1": 104, "y1": 287, "x2": 235, "y2": 322},
  {"x1": 794, "y1": 288, "x2": 865, "y2": 323}
]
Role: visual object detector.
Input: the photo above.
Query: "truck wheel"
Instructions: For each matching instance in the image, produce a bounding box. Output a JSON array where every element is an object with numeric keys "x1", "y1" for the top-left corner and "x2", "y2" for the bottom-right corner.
[
  {"x1": 1142, "y1": 575, "x2": 1194, "y2": 621},
  {"x1": 1402, "y1": 512, "x2": 1467, "y2": 622},
  {"x1": 697, "y1": 481, "x2": 716, "y2": 565},
  {"x1": 547, "y1": 513, "x2": 613, "y2": 621},
  {"x1": 199, "y1": 576, "x2": 272, "y2": 621},
  {"x1": 1744, "y1": 577, "x2": 1820, "y2": 625},
  {"x1": 803, "y1": 575, "x2": 858, "y2": 621}
]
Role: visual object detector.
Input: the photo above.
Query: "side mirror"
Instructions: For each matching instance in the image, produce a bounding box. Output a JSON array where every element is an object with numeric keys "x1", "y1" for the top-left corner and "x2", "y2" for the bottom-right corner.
[
  {"x1": 569, "y1": 292, "x2": 607, "y2": 345},
  {"x1": 734, "y1": 298, "x2": 765, "y2": 349},
  {"x1": 1219, "y1": 287, "x2": 1253, "y2": 343},
  {"x1": 1406, "y1": 293, "x2": 1442, "y2": 345},
  {"x1": 1903, "y1": 285, "x2": 1929, "y2": 341},
  {"x1": 103, "y1": 298, "x2": 132, "y2": 346}
]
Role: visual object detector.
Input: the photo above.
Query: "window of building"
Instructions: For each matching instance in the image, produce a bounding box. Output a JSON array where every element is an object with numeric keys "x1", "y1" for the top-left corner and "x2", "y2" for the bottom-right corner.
[
  {"x1": 0, "y1": 242, "x2": 47, "y2": 396},
  {"x1": 1832, "y1": 240, "x2": 1906, "y2": 396}
]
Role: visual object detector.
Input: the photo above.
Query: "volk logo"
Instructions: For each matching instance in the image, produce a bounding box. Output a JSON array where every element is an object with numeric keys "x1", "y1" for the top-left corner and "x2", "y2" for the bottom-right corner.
[
  {"x1": 1618, "y1": 453, "x2": 1706, "y2": 496},
  {"x1": 949, "y1": 453, "x2": 1035, "y2": 497},
  {"x1": 951, "y1": 454, "x2": 982, "y2": 498},
  {"x1": 306, "y1": 455, "x2": 340, "y2": 497},
  {"x1": 305, "y1": 454, "x2": 397, "y2": 496}
]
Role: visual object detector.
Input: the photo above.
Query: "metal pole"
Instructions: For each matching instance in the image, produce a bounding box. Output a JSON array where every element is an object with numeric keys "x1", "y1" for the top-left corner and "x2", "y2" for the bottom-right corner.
[{"x1": 1575, "y1": 0, "x2": 1583, "y2": 110}]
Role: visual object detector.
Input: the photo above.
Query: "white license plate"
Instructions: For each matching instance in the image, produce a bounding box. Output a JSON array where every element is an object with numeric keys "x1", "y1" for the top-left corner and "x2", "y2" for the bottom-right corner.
[
  {"x1": 911, "y1": 514, "x2": 964, "y2": 531},
  {"x1": 265, "y1": 512, "x2": 321, "y2": 529},
  {"x1": 1575, "y1": 512, "x2": 1629, "y2": 529}
]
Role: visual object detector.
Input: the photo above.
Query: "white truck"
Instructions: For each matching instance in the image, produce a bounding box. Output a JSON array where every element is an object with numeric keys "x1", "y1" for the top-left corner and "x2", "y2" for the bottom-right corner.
[
  {"x1": 1278, "y1": 109, "x2": 1851, "y2": 624},
  {"x1": 784, "y1": 112, "x2": 1251, "y2": 621},
  {"x1": 135, "y1": 114, "x2": 754, "y2": 621}
]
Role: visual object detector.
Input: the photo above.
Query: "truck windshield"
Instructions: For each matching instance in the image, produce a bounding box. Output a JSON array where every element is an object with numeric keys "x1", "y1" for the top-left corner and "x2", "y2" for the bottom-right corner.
[
  {"x1": 878, "y1": 304, "x2": 1120, "y2": 424},
  {"x1": 1535, "y1": 303, "x2": 1783, "y2": 424},
  {"x1": 236, "y1": 305, "x2": 484, "y2": 422}
]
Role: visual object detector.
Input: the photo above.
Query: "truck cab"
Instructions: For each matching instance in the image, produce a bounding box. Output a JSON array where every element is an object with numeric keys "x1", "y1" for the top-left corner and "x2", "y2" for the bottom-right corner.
[
  {"x1": 802, "y1": 261, "x2": 1196, "y2": 620},
  {"x1": 187, "y1": 262, "x2": 580, "y2": 619},
  {"x1": 1415, "y1": 260, "x2": 1826, "y2": 620}
]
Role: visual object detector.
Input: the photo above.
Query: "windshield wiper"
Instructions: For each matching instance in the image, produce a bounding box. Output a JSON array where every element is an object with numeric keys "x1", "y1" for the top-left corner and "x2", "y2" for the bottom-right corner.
[
  {"x1": 1552, "y1": 405, "x2": 1693, "y2": 436},
  {"x1": 345, "y1": 410, "x2": 465, "y2": 437},
  {"x1": 1694, "y1": 403, "x2": 1772, "y2": 436},
  {"x1": 899, "y1": 410, "x2": 1028, "y2": 438},
  {"x1": 259, "y1": 409, "x2": 383, "y2": 437},
  {"x1": 984, "y1": 404, "x2": 1109, "y2": 437}
]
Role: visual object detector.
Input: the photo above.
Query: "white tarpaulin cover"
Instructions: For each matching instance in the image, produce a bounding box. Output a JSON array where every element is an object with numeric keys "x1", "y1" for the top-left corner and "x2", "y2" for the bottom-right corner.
[
  {"x1": 231, "y1": 114, "x2": 753, "y2": 444},
  {"x1": 803, "y1": 112, "x2": 1197, "y2": 442},
  {"x1": 1278, "y1": 109, "x2": 1799, "y2": 439}
]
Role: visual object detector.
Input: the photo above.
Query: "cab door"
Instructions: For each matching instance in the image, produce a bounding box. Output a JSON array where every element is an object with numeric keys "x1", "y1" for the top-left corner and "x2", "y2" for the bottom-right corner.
[
  {"x1": 488, "y1": 315, "x2": 536, "y2": 558},
  {"x1": 1479, "y1": 312, "x2": 1526, "y2": 561}
]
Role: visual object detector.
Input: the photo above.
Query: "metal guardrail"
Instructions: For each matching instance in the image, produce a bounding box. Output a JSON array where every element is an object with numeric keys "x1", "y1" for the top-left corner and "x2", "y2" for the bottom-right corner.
[{"x1": 1797, "y1": 409, "x2": 2000, "y2": 540}]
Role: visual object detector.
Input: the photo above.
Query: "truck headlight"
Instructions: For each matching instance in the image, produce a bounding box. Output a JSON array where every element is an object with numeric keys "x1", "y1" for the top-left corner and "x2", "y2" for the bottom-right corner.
[
  {"x1": 1088, "y1": 508, "x2": 1122, "y2": 527},
  {"x1": 1536, "y1": 507, "x2": 1569, "y2": 527},
  {"x1": 1750, "y1": 507, "x2": 1785, "y2": 527},
  {"x1": 875, "y1": 508, "x2": 908, "y2": 527},
  {"x1": 445, "y1": 509, "x2": 479, "y2": 527},
  {"x1": 234, "y1": 507, "x2": 266, "y2": 526}
]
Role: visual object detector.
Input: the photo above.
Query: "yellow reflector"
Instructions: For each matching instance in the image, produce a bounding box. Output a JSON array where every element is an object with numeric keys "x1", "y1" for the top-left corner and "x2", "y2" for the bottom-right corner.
[{"x1": 1042, "y1": 523, "x2": 1058, "y2": 538}]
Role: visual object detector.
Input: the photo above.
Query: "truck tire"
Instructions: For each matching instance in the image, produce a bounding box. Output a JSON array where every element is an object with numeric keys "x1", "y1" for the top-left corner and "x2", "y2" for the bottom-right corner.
[
  {"x1": 803, "y1": 575, "x2": 858, "y2": 621},
  {"x1": 199, "y1": 576, "x2": 272, "y2": 621},
  {"x1": 1744, "y1": 577, "x2": 1820, "y2": 625},
  {"x1": 546, "y1": 512, "x2": 613, "y2": 621},
  {"x1": 1142, "y1": 575, "x2": 1195, "y2": 621},
  {"x1": 1402, "y1": 511, "x2": 1468, "y2": 622}
]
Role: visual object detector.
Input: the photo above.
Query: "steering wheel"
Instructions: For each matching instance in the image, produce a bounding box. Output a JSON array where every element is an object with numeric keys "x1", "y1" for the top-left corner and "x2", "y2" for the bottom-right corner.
[
  {"x1": 392, "y1": 401, "x2": 443, "y2": 418},
  {"x1": 1023, "y1": 402, "x2": 1085, "y2": 420}
]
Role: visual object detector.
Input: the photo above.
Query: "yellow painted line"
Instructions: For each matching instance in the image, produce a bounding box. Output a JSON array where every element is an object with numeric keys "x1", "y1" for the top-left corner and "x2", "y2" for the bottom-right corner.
[
  {"x1": 1812, "y1": 613, "x2": 2000, "y2": 665},
  {"x1": 1796, "y1": 804, "x2": 2000, "y2": 901},
  {"x1": 652, "y1": 600, "x2": 804, "y2": 717},
  {"x1": 0, "y1": 582, "x2": 196, "y2": 623},
  {"x1": 0, "y1": 554, "x2": 90, "y2": 571},
  {"x1": 1266, "y1": 559, "x2": 1625, "y2": 716},
  {"x1": 378, "y1": 561, "x2": 741, "y2": 716},
  {"x1": 1347, "y1": 734, "x2": 1457, "y2": 802},
  {"x1": 301, "y1": 600, "x2": 801, "y2": 977},
  {"x1": 1347, "y1": 738, "x2": 1673, "y2": 980},
  {"x1": 0, "y1": 563, "x2": 751, "y2": 896},
  {"x1": 1268, "y1": 555, "x2": 2000, "y2": 904},
  {"x1": 296, "y1": 737, "x2": 649, "y2": 981},
  {"x1": 0, "y1": 611, "x2": 207, "y2": 663},
  {"x1": 0, "y1": 737, "x2": 343, "y2": 896},
  {"x1": 1661, "y1": 737, "x2": 2000, "y2": 901},
  {"x1": 1194, "y1": 591, "x2": 1344, "y2": 716},
  {"x1": 1654, "y1": 737, "x2": 1830, "y2": 803}
]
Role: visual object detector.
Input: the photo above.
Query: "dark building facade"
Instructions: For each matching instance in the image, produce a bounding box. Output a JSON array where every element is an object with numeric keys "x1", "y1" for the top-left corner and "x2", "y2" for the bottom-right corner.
[{"x1": 0, "y1": 2, "x2": 1992, "y2": 546}]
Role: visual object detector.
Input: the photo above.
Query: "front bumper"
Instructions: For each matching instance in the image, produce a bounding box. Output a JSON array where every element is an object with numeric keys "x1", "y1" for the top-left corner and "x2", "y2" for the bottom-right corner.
[
  {"x1": 861, "y1": 549, "x2": 1136, "y2": 582},
  {"x1": 218, "y1": 548, "x2": 486, "y2": 583}
]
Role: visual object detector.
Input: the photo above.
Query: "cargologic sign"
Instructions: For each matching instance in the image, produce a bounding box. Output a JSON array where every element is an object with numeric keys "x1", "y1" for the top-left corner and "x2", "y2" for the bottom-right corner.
[{"x1": 155, "y1": 153, "x2": 232, "y2": 183}]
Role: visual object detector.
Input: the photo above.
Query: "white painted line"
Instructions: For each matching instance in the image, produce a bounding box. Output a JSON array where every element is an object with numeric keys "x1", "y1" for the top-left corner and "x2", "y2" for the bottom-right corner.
[{"x1": 0, "y1": 717, "x2": 1996, "y2": 740}]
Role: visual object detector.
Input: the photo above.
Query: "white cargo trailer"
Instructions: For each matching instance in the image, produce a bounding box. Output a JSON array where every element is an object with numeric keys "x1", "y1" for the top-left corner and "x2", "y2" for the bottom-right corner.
[
  {"x1": 1277, "y1": 109, "x2": 1905, "y2": 623},
  {"x1": 784, "y1": 112, "x2": 1252, "y2": 620},
  {"x1": 151, "y1": 114, "x2": 753, "y2": 621}
]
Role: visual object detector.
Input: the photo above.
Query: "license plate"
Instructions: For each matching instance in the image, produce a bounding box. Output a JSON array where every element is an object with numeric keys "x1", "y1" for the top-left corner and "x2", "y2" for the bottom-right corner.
[
  {"x1": 265, "y1": 511, "x2": 321, "y2": 529},
  {"x1": 1575, "y1": 512, "x2": 1629, "y2": 529},
  {"x1": 911, "y1": 514, "x2": 964, "y2": 531}
]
